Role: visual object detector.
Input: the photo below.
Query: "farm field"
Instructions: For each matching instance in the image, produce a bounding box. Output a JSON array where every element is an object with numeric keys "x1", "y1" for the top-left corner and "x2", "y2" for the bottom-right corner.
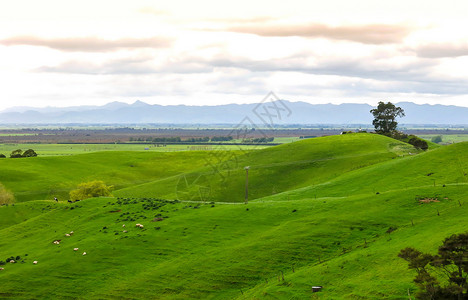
[
  {"x1": 0, "y1": 143, "x2": 267, "y2": 156},
  {"x1": 419, "y1": 133, "x2": 468, "y2": 144},
  {"x1": 0, "y1": 133, "x2": 467, "y2": 299}
]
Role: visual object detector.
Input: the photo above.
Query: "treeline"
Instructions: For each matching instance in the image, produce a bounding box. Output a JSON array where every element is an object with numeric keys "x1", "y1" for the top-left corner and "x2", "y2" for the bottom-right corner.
[
  {"x1": 128, "y1": 136, "x2": 272, "y2": 143},
  {"x1": 0, "y1": 149, "x2": 37, "y2": 158},
  {"x1": 242, "y1": 137, "x2": 274, "y2": 143}
]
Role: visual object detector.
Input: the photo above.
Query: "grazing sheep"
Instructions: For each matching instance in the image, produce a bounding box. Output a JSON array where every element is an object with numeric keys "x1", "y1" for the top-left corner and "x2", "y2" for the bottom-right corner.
[
  {"x1": 33, "y1": 261, "x2": 38, "y2": 265},
  {"x1": 139, "y1": 224, "x2": 144, "y2": 228},
  {"x1": 0, "y1": 267, "x2": 4, "y2": 271},
  {"x1": 122, "y1": 224, "x2": 126, "y2": 227},
  {"x1": 82, "y1": 252, "x2": 87, "y2": 256},
  {"x1": 65, "y1": 233, "x2": 71, "y2": 237},
  {"x1": 74, "y1": 248, "x2": 79, "y2": 251},
  {"x1": 70, "y1": 231, "x2": 74, "y2": 235},
  {"x1": 9, "y1": 260, "x2": 15, "y2": 263},
  {"x1": 123, "y1": 230, "x2": 128, "y2": 233},
  {"x1": 53, "y1": 240, "x2": 60, "y2": 245},
  {"x1": 135, "y1": 223, "x2": 141, "y2": 227}
]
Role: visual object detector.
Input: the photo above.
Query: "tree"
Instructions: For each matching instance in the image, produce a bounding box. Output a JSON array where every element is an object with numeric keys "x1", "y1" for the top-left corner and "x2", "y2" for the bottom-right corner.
[
  {"x1": 22, "y1": 149, "x2": 37, "y2": 157},
  {"x1": 431, "y1": 136, "x2": 443, "y2": 144},
  {"x1": 10, "y1": 149, "x2": 23, "y2": 158},
  {"x1": 399, "y1": 232, "x2": 468, "y2": 299},
  {"x1": 0, "y1": 183, "x2": 14, "y2": 205},
  {"x1": 370, "y1": 102, "x2": 405, "y2": 135},
  {"x1": 408, "y1": 136, "x2": 429, "y2": 151},
  {"x1": 0, "y1": 154, "x2": 6, "y2": 158},
  {"x1": 69, "y1": 180, "x2": 113, "y2": 201}
]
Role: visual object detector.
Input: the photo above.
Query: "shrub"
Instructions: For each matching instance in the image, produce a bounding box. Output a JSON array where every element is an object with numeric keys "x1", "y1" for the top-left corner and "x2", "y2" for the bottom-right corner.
[
  {"x1": 69, "y1": 180, "x2": 113, "y2": 201},
  {"x1": 431, "y1": 135, "x2": 443, "y2": 144},
  {"x1": 408, "y1": 136, "x2": 429, "y2": 150},
  {"x1": 0, "y1": 183, "x2": 14, "y2": 205},
  {"x1": 22, "y1": 149, "x2": 37, "y2": 157},
  {"x1": 10, "y1": 149, "x2": 23, "y2": 158},
  {"x1": 0, "y1": 154, "x2": 5, "y2": 158}
]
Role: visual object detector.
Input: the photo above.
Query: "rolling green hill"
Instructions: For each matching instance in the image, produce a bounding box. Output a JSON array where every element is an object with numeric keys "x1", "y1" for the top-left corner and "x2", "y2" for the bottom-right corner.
[
  {"x1": 0, "y1": 134, "x2": 467, "y2": 299},
  {"x1": 114, "y1": 133, "x2": 418, "y2": 202}
]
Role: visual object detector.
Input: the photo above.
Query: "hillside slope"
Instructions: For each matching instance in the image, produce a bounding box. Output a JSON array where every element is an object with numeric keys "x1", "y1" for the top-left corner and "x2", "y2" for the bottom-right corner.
[{"x1": 114, "y1": 133, "x2": 416, "y2": 202}]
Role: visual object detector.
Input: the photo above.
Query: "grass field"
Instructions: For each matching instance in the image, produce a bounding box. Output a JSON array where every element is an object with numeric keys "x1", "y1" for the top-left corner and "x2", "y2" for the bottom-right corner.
[
  {"x1": 419, "y1": 134, "x2": 468, "y2": 144},
  {"x1": 0, "y1": 133, "x2": 467, "y2": 299},
  {"x1": 0, "y1": 143, "x2": 267, "y2": 156}
]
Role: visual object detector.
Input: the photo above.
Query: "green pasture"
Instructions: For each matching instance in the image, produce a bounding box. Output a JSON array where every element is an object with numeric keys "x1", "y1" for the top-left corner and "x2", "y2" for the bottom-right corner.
[
  {"x1": 0, "y1": 143, "x2": 267, "y2": 156},
  {"x1": 419, "y1": 133, "x2": 468, "y2": 144},
  {"x1": 0, "y1": 133, "x2": 467, "y2": 299}
]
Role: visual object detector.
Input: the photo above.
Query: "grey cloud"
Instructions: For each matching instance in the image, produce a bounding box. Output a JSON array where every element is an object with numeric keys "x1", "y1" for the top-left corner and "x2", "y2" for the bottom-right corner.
[
  {"x1": 415, "y1": 43, "x2": 468, "y2": 58},
  {"x1": 222, "y1": 23, "x2": 412, "y2": 44},
  {"x1": 35, "y1": 51, "x2": 468, "y2": 95},
  {"x1": 0, "y1": 36, "x2": 173, "y2": 52}
]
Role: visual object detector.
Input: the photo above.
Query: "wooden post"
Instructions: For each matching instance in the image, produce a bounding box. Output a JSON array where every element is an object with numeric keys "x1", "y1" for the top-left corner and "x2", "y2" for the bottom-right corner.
[{"x1": 244, "y1": 166, "x2": 250, "y2": 204}]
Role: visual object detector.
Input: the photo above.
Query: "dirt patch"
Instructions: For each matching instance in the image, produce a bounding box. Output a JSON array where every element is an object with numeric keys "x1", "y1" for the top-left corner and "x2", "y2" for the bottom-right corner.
[{"x1": 419, "y1": 198, "x2": 440, "y2": 203}]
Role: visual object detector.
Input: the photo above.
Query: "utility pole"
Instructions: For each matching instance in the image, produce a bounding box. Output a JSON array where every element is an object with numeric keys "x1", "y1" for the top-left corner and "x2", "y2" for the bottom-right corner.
[{"x1": 244, "y1": 166, "x2": 250, "y2": 204}]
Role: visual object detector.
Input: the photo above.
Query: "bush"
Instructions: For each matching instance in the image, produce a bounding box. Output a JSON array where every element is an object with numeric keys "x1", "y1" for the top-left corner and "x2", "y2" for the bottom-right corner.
[
  {"x1": 69, "y1": 180, "x2": 113, "y2": 201},
  {"x1": 10, "y1": 149, "x2": 23, "y2": 158},
  {"x1": 408, "y1": 136, "x2": 429, "y2": 150},
  {"x1": 22, "y1": 149, "x2": 37, "y2": 157},
  {"x1": 0, "y1": 154, "x2": 5, "y2": 158},
  {"x1": 431, "y1": 135, "x2": 443, "y2": 144},
  {"x1": 0, "y1": 183, "x2": 14, "y2": 205}
]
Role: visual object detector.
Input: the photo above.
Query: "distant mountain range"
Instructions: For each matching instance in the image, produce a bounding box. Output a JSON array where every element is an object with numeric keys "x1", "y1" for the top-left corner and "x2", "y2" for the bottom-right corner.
[{"x1": 0, "y1": 100, "x2": 467, "y2": 125}]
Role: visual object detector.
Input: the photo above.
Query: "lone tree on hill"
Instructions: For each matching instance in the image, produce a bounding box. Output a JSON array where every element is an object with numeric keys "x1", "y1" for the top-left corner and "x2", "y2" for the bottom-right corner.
[
  {"x1": 370, "y1": 101, "x2": 405, "y2": 135},
  {"x1": 399, "y1": 232, "x2": 468, "y2": 299}
]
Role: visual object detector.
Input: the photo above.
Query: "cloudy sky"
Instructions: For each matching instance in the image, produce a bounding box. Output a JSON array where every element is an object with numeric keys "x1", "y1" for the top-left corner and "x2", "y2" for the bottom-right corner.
[{"x1": 1, "y1": 0, "x2": 468, "y2": 110}]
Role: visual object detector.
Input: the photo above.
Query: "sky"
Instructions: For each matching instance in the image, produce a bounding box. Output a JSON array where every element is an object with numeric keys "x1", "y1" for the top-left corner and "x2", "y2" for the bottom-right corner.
[{"x1": 1, "y1": 0, "x2": 468, "y2": 110}]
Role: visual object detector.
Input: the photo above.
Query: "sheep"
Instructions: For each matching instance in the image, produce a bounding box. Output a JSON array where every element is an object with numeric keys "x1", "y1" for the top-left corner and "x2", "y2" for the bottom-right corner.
[
  {"x1": 9, "y1": 260, "x2": 15, "y2": 263},
  {"x1": 74, "y1": 248, "x2": 79, "y2": 251},
  {"x1": 82, "y1": 252, "x2": 87, "y2": 256},
  {"x1": 65, "y1": 234, "x2": 71, "y2": 237},
  {"x1": 122, "y1": 224, "x2": 126, "y2": 228},
  {"x1": 123, "y1": 230, "x2": 128, "y2": 233},
  {"x1": 135, "y1": 223, "x2": 144, "y2": 228},
  {"x1": 70, "y1": 231, "x2": 74, "y2": 235},
  {"x1": 0, "y1": 267, "x2": 4, "y2": 271},
  {"x1": 33, "y1": 261, "x2": 38, "y2": 265},
  {"x1": 53, "y1": 240, "x2": 60, "y2": 245},
  {"x1": 139, "y1": 224, "x2": 144, "y2": 228}
]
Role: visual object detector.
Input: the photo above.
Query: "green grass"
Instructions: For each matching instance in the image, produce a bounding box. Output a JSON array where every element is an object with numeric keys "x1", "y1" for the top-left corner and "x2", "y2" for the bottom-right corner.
[
  {"x1": 0, "y1": 151, "x2": 239, "y2": 202},
  {"x1": 419, "y1": 133, "x2": 468, "y2": 144},
  {"x1": 115, "y1": 133, "x2": 418, "y2": 202},
  {"x1": 0, "y1": 143, "x2": 266, "y2": 156},
  {"x1": 0, "y1": 133, "x2": 467, "y2": 299}
]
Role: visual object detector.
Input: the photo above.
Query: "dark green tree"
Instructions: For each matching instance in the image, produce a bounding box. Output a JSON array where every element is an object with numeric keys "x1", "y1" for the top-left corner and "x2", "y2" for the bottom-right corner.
[
  {"x1": 10, "y1": 149, "x2": 23, "y2": 158},
  {"x1": 431, "y1": 136, "x2": 443, "y2": 144},
  {"x1": 22, "y1": 149, "x2": 37, "y2": 157},
  {"x1": 370, "y1": 102, "x2": 405, "y2": 135},
  {"x1": 399, "y1": 232, "x2": 468, "y2": 299}
]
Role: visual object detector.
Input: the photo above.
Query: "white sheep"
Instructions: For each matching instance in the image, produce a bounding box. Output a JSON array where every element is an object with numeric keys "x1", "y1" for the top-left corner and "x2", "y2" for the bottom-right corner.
[
  {"x1": 70, "y1": 231, "x2": 74, "y2": 235},
  {"x1": 65, "y1": 234, "x2": 71, "y2": 237},
  {"x1": 74, "y1": 248, "x2": 79, "y2": 251},
  {"x1": 0, "y1": 267, "x2": 4, "y2": 271},
  {"x1": 9, "y1": 260, "x2": 15, "y2": 263},
  {"x1": 33, "y1": 261, "x2": 38, "y2": 265},
  {"x1": 82, "y1": 252, "x2": 87, "y2": 256},
  {"x1": 122, "y1": 224, "x2": 126, "y2": 228}
]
